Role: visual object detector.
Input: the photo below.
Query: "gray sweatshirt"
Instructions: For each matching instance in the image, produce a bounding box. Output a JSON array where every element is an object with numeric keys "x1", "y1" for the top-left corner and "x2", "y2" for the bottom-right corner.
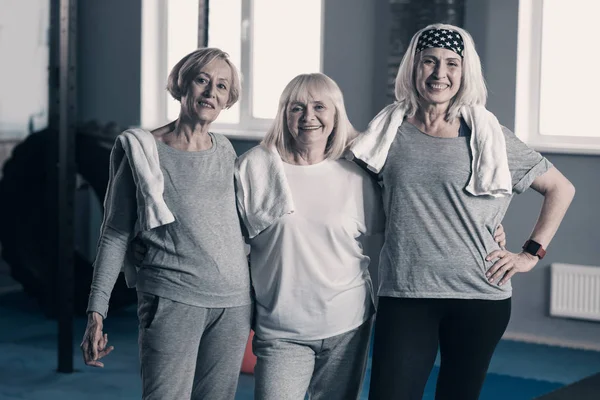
[{"x1": 87, "y1": 132, "x2": 252, "y2": 319}]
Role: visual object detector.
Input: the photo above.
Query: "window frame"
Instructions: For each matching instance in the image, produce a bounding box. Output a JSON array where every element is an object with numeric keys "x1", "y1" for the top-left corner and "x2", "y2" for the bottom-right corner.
[
  {"x1": 515, "y1": 0, "x2": 600, "y2": 155},
  {"x1": 140, "y1": 0, "x2": 324, "y2": 140}
]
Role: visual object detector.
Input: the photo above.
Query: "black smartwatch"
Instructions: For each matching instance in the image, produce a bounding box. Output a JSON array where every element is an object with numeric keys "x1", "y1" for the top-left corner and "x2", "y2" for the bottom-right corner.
[{"x1": 522, "y1": 239, "x2": 546, "y2": 259}]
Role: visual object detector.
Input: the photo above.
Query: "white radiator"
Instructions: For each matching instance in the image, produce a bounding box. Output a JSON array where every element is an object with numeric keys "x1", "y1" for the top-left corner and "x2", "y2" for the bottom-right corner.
[{"x1": 550, "y1": 263, "x2": 600, "y2": 322}]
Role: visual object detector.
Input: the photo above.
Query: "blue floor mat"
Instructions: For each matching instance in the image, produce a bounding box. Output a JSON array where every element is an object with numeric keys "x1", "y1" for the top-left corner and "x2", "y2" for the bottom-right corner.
[
  {"x1": 0, "y1": 290, "x2": 590, "y2": 400},
  {"x1": 346, "y1": 364, "x2": 562, "y2": 400},
  {"x1": 427, "y1": 368, "x2": 561, "y2": 400}
]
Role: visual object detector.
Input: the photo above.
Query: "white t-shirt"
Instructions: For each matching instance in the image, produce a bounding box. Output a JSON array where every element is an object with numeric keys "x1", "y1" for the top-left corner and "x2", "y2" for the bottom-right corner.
[{"x1": 249, "y1": 158, "x2": 384, "y2": 340}]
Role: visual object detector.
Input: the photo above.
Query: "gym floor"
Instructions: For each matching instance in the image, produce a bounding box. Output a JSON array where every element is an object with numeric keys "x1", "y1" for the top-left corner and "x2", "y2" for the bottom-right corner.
[{"x1": 1, "y1": 264, "x2": 599, "y2": 400}]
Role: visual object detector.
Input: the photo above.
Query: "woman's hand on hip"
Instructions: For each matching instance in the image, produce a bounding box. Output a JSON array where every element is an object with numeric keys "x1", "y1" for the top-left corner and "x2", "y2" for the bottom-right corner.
[
  {"x1": 80, "y1": 311, "x2": 114, "y2": 367},
  {"x1": 484, "y1": 250, "x2": 539, "y2": 286}
]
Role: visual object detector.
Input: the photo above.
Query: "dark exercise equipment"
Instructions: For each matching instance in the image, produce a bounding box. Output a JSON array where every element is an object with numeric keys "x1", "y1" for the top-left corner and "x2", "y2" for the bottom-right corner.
[
  {"x1": 535, "y1": 372, "x2": 600, "y2": 400},
  {"x1": 0, "y1": 123, "x2": 137, "y2": 319}
]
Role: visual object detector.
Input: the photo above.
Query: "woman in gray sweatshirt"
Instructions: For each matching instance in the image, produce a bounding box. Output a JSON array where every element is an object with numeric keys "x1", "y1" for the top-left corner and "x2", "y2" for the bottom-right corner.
[{"x1": 80, "y1": 48, "x2": 253, "y2": 400}]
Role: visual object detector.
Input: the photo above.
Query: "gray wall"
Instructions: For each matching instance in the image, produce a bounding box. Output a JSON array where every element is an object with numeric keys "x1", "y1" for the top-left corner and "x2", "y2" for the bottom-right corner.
[
  {"x1": 77, "y1": 0, "x2": 142, "y2": 127},
  {"x1": 77, "y1": 0, "x2": 143, "y2": 259},
  {"x1": 322, "y1": 0, "x2": 376, "y2": 132},
  {"x1": 465, "y1": 0, "x2": 600, "y2": 348}
]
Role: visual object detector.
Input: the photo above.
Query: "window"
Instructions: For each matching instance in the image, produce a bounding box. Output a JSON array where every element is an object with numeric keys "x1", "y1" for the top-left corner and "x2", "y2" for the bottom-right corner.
[
  {"x1": 0, "y1": 0, "x2": 49, "y2": 140},
  {"x1": 141, "y1": 0, "x2": 323, "y2": 138},
  {"x1": 515, "y1": 0, "x2": 600, "y2": 154}
]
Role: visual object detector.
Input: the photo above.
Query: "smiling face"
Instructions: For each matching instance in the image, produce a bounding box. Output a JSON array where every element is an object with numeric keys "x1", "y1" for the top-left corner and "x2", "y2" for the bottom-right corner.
[
  {"x1": 183, "y1": 58, "x2": 232, "y2": 124},
  {"x1": 414, "y1": 47, "x2": 462, "y2": 110},
  {"x1": 286, "y1": 94, "x2": 336, "y2": 150}
]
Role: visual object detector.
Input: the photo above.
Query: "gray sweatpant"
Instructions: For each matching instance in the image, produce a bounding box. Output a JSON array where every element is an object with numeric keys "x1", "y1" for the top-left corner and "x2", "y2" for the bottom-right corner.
[
  {"x1": 252, "y1": 317, "x2": 373, "y2": 400},
  {"x1": 137, "y1": 292, "x2": 252, "y2": 400}
]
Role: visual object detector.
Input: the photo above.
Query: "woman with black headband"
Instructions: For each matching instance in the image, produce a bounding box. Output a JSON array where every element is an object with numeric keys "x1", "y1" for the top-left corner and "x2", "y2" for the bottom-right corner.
[{"x1": 348, "y1": 23, "x2": 575, "y2": 399}]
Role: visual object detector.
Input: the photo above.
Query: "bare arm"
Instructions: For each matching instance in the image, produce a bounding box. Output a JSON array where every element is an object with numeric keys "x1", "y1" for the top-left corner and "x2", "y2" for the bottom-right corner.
[
  {"x1": 486, "y1": 166, "x2": 575, "y2": 285},
  {"x1": 525, "y1": 166, "x2": 576, "y2": 248}
]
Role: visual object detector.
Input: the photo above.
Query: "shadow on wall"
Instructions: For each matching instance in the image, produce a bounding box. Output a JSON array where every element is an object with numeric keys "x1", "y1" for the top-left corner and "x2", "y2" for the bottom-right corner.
[{"x1": 230, "y1": 138, "x2": 261, "y2": 156}]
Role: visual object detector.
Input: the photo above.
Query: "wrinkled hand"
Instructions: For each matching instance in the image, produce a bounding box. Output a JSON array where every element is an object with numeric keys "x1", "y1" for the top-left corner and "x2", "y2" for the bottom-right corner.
[
  {"x1": 485, "y1": 250, "x2": 538, "y2": 286},
  {"x1": 494, "y1": 224, "x2": 507, "y2": 249},
  {"x1": 80, "y1": 312, "x2": 114, "y2": 367},
  {"x1": 130, "y1": 238, "x2": 147, "y2": 265}
]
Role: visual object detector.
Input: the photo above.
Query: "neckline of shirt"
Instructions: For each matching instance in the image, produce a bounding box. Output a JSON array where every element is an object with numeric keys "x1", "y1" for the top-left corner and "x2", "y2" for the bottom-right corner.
[
  {"x1": 154, "y1": 132, "x2": 218, "y2": 156},
  {"x1": 403, "y1": 119, "x2": 470, "y2": 140},
  {"x1": 282, "y1": 158, "x2": 333, "y2": 170}
]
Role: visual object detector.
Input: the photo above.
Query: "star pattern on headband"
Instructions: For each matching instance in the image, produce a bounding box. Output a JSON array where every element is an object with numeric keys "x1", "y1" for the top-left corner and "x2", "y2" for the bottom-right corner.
[{"x1": 416, "y1": 29, "x2": 464, "y2": 57}]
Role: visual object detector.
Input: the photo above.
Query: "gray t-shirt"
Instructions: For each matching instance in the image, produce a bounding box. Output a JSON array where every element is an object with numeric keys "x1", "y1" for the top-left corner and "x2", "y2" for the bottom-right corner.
[
  {"x1": 377, "y1": 121, "x2": 552, "y2": 300},
  {"x1": 87, "y1": 133, "x2": 251, "y2": 318}
]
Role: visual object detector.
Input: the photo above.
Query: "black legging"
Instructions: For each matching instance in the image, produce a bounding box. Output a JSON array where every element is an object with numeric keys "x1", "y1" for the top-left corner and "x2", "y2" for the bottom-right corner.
[{"x1": 369, "y1": 297, "x2": 511, "y2": 400}]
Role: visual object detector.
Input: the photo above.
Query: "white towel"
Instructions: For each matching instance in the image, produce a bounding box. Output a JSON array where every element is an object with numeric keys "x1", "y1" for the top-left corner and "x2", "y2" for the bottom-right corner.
[
  {"x1": 348, "y1": 103, "x2": 512, "y2": 197},
  {"x1": 234, "y1": 145, "x2": 295, "y2": 239},
  {"x1": 102, "y1": 128, "x2": 175, "y2": 286}
]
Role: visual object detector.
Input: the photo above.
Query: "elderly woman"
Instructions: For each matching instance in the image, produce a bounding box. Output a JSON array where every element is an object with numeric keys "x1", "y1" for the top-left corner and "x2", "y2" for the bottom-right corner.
[
  {"x1": 348, "y1": 24, "x2": 576, "y2": 400},
  {"x1": 80, "y1": 48, "x2": 253, "y2": 400},
  {"x1": 235, "y1": 73, "x2": 384, "y2": 400}
]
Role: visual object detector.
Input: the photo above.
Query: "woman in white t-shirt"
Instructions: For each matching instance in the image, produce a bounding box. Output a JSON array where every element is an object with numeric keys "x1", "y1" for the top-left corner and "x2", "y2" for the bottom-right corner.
[{"x1": 235, "y1": 73, "x2": 384, "y2": 400}]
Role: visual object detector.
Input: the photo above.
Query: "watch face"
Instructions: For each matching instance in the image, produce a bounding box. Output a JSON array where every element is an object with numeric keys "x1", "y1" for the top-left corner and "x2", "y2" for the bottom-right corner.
[
  {"x1": 523, "y1": 240, "x2": 545, "y2": 259},
  {"x1": 527, "y1": 240, "x2": 541, "y2": 253}
]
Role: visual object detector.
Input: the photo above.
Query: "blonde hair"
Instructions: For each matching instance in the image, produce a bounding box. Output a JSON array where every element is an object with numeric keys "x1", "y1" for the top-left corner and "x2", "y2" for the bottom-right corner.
[
  {"x1": 167, "y1": 47, "x2": 241, "y2": 108},
  {"x1": 394, "y1": 23, "x2": 487, "y2": 121},
  {"x1": 262, "y1": 73, "x2": 356, "y2": 160}
]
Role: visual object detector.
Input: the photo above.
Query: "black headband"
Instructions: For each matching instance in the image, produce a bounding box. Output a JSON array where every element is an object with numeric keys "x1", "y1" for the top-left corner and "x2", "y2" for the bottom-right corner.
[{"x1": 416, "y1": 28, "x2": 464, "y2": 57}]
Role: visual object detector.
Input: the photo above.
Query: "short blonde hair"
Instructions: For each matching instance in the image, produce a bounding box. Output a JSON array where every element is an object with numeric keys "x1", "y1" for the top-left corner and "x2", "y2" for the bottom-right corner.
[
  {"x1": 167, "y1": 47, "x2": 241, "y2": 108},
  {"x1": 394, "y1": 23, "x2": 487, "y2": 121},
  {"x1": 262, "y1": 73, "x2": 356, "y2": 161}
]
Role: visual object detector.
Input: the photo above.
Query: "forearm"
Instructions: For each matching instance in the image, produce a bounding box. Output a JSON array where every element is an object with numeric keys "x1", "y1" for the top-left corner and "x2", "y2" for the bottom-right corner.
[
  {"x1": 87, "y1": 225, "x2": 131, "y2": 319},
  {"x1": 528, "y1": 180, "x2": 575, "y2": 248},
  {"x1": 486, "y1": 168, "x2": 574, "y2": 285}
]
